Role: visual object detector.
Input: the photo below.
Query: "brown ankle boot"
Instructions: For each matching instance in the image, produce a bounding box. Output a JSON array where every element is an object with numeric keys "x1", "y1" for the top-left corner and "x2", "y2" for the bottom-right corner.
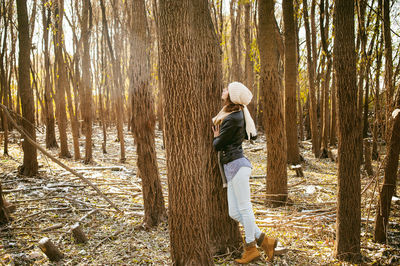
[
  {"x1": 234, "y1": 241, "x2": 260, "y2": 264},
  {"x1": 257, "y1": 233, "x2": 278, "y2": 262}
]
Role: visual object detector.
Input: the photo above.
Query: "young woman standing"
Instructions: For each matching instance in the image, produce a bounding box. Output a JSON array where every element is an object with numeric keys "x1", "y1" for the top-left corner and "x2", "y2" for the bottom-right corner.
[{"x1": 212, "y1": 82, "x2": 277, "y2": 264}]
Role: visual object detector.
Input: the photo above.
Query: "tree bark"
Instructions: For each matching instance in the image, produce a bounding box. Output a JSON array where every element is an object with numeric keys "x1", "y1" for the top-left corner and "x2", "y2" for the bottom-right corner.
[
  {"x1": 283, "y1": 0, "x2": 300, "y2": 164},
  {"x1": 382, "y1": 0, "x2": 393, "y2": 139},
  {"x1": 259, "y1": 0, "x2": 288, "y2": 206},
  {"x1": 128, "y1": 0, "x2": 166, "y2": 228},
  {"x1": 82, "y1": 0, "x2": 92, "y2": 163},
  {"x1": 303, "y1": 0, "x2": 319, "y2": 157},
  {"x1": 333, "y1": 0, "x2": 361, "y2": 261},
  {"x1": 160, "y1": 0, "x2": 229, "y2": 263},
  {"x1": 100, "y1": 0, "x2": 126, "y2": 163},
  {"x1": 53, "y1": 0, "x2": 71, "y2": 158},
  {"x1": 374, "y1": 100, "x2": 400, "y2": 243},
  {"x1": 17, "y1": 0, "x2": 38, "y2": 176},
  {"x1": 0, "y1": 184, "x2": 10, "y2": 224}
]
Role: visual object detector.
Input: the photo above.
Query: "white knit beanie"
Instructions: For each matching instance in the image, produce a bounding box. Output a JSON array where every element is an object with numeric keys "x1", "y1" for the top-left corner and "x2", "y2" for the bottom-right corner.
[
  {"x1": 227, "y1": 82, "x2": 257, "y2": 140},
  {"x1": 228, "y1": 82, "x2": 253, "y2": 105}
]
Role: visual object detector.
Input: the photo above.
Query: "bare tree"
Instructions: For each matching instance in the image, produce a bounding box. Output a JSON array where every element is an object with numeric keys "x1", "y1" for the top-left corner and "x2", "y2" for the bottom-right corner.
[
  {"x1": 53, "y1": 0, "x2": 71, "y2": 158},
  {"x1": 283, "y1": 0, "x2": 301, "y2": 164},
  {"x1": 17, "y1": 0, "x2": 38, "y2": 176},
  {"x1": 41, "y1": 0, "x2": 58, "y2": 149},
  {"x1": 128, "y1": 0, "x2": 166, "y2": 228},
  {"x1": 333, "y1": 0, "x2": 361, "y2": 261},
  {"x1": 259, "y1": 0, "x2": 288, "y2": 205},
  {"x1": 303, "y1": 0, "x2": 319, "y2": 157}
]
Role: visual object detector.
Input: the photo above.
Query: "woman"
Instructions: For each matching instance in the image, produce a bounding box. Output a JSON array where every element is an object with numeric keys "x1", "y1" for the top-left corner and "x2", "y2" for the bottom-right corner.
[{"x1": 212, "y1": 82, "x2": 277, "y2": 264}]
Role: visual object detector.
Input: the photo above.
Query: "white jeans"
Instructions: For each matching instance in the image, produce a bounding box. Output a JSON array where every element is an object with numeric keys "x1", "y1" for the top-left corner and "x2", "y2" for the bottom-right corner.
[{"x1": 227, "y1": 167, "x2": 262, "y2": 244}]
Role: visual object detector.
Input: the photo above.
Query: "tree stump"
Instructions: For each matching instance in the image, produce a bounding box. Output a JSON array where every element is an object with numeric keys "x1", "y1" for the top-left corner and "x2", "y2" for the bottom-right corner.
[
  {"x1": 364, "y1": 139, "x2": 374, "y2": 176},
  {"x1": 0, "y1": 184, "x2": 10, "y2": 224},
  {"x1": 71, "y1": 223, "x2": 88, "y2": 243},
  {"x1": 290, "y1": 165, "x2": 304, "y2": 177},
  {"x1": 38, "y1": 237, "x2": 64, "y2": 261}
]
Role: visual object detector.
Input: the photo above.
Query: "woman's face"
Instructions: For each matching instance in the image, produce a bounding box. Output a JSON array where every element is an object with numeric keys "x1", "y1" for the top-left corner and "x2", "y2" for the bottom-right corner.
[{"x1": 221, "y1": 88, "x2": 229, "y2": 101}]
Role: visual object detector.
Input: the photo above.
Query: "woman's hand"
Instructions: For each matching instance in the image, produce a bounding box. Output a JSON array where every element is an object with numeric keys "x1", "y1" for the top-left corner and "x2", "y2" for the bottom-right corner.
[{"x1": 212, "y1": 124, "x2": 220, "y2": 138}]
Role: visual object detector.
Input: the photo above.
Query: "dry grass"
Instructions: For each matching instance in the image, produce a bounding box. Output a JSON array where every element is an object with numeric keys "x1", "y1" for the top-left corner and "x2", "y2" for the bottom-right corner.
[{"x1": 0, "y1": 126, "x2": 399, "y2": 265}]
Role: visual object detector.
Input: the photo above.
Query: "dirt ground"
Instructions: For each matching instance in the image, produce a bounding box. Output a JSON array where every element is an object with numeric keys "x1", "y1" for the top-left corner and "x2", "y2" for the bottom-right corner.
[{"x1": 1, "y1": 125, "x2": 399, "y2": 265}]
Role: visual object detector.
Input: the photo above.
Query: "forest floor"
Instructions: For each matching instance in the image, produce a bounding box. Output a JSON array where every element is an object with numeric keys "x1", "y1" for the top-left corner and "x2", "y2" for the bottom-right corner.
[{"x1": 0, "y1": 125, "x2": 400, "y2": 265}]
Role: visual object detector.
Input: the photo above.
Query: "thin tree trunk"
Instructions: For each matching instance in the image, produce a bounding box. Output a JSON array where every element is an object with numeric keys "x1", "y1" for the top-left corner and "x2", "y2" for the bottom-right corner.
[
  {"x1": 259, "y1": 0, "x2": 288, "y2": 206},
  {"x1": 53, "y1": 0, "x2": 71, "y2": 158},
  {"x1": 0, "y1": 0, "x2": 9, "y2": 155},
  {"x1": 333, "y1": 0, "x2": 361, "y2": 261},
  {"x1": 374, "y1": 99, "x2": 400, "y2": 243},
  {"x1": 230, "y1": 0, "x2": 239, "y2": 81},
  {"x1": 17, "y1": 0, "x2": 38, "y2": 176},
  {"x1": 100, "y1": 0, "x2": 125, "y2": 162},
  {"x1": 283, "y1": 0, "x2": 300, "y2": 164},
  {"x1": 303, "y1": 0, "x2": 319, "y2": 157},
  {"x1": 128, "y1": 0, "x2": 166, "y2": 228},
  {"x1": 244, "y1": 2, "x2": 255, "y2": 119},
  {"x1": 64, "y1": 59, "x2": 80, "y2": 160},
  {"x1": 82, "y1": 0, "x2": 92, "y2": 163}
]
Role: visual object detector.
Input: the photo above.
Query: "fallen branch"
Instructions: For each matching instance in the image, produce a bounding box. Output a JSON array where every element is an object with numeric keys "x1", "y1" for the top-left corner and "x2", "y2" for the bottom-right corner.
[{"x1": 0, "y1": 103, "x2": 121, "y2": 213}]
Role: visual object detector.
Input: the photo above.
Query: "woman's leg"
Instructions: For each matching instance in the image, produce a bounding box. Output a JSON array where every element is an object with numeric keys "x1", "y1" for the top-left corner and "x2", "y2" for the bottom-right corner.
[
  {"x1": 230, "y1": 167, "x2": 262, "y2": 243},
  {"x1": 227, "y1": 179, "x2": 243, "y2": 224}
]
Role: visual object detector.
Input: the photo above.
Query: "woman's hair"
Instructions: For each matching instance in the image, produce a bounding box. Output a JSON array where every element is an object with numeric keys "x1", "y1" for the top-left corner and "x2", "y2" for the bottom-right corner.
[{"x1": 224, "y1": 95, "x2": 243, "y2": 112}]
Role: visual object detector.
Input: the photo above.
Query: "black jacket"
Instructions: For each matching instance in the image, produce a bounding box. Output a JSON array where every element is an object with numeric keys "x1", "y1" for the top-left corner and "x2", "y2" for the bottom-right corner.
[{"x1": 213, "y1": 110, "x2": 255, "y2": 164}]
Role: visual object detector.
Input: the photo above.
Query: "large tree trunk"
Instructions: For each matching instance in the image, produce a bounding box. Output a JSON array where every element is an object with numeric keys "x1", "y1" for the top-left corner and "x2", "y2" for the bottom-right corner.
[
  {"x1": 303, "y1": 0, "x2": 319, "y2": 157},
  {"x1": 333, "y1": 0, "x2": 361, "y2": 261},
  {"x1": 53, "y1": 0, "x2": 71, "y2": 158},
  {"x1": 374, "y1": 100, "x2": 400, "y2": 243},
  {"x1": 128, "y1": 0, "x2": 166, "y2": 228},
  {"x1": 283, "y1": 0, "x2": 300, "y2": 164},
  {"x1": 160, "y1": 0, "x2": 225, "y2": 263},
  {"x1": 259, "y1": 0, "x2": 288, "y2": 206},
  {"x1": 17, "y1": 0, "x2": 38, "y2": 176},
  {"x1": 41, "y1": 1, "x2": 58, "y2": 149},
  {"x1": 82, "y1": 0, "x2": 92, "y2": 163}
]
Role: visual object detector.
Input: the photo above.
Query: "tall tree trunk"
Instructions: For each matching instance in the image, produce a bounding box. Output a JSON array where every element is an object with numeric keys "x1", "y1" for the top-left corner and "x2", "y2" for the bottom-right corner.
[
  {"x1": 244, "y1": 2, "x2": 255, "y2": 120},
  {"x1": 259, "y1": 0, "x2": 288, "y2": 206},
  {"x1": 230, "y1": 0, "x2": 240, "y2": 81},
  {"x1": 320, "y1": 0, "x2": 331, "y2": 155},
  {"x1": 330, "y1": 70, "x2": 337, "y2": 146},
  {"x1": 65, "y1": 63, "x2": 81, "y2": 160},
  {"x1": 53, "y1": 0, "x2": 71, "y2": 158},
  {"x1": 17, "y1": 0, "x2": 38, "y2": 176},
  {"x1": 373, "y1": 34, "x2": 383, "y2": 160},
  {"x1": 82, "y1": 0, "x2": 92, "y2": 163},
  {"x1": 382, "y1": 0, "x2": 393, "y2": 141},
  {"x1": 374, "y1": 98, "x2": 400, "y2": 243},
  {"x1": 100, "y1": 0, "x2": 126, "y2": 162},
  {"x1": 0, "y1": 0, "x2": 9, "y2": 155},
  {"x1": 333, "y1": 0, "x2": 361, "y2": 261},
  {"x1": 283, "y1": 0, "x2": 300, "y2": 164},
  {"x1": 303, "y1": 0, "x2": 319, "y2": 157},
  {"x1": 128, "y1": 0, "x2": 166, "y2": 228},
  {"x1": 160, "y1": 0, "x2": 227, "y2": 263}
]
